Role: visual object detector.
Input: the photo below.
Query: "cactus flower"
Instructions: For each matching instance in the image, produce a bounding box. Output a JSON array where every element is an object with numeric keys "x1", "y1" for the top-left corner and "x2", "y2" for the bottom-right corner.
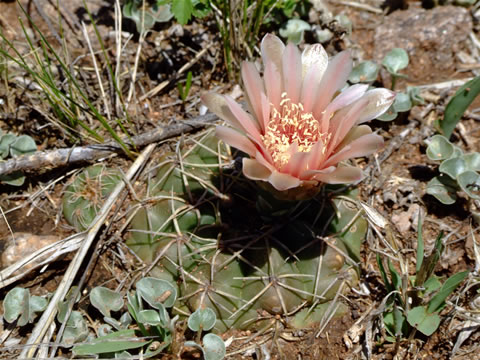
[{"x1": 202, "y1": 34, "x2": 395, "y2": 199}]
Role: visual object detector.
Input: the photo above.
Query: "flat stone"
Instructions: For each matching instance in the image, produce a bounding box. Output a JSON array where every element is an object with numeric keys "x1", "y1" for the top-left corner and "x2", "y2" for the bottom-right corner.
[{"x1": 374, "y1": 6, "x2": 472, "y2": 85}]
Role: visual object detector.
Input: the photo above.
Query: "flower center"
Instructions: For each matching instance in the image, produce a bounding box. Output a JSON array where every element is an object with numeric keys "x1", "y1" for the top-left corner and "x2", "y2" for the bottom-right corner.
[{"x1": 262, "y1": 93, "x2": 326, "y2": 168}]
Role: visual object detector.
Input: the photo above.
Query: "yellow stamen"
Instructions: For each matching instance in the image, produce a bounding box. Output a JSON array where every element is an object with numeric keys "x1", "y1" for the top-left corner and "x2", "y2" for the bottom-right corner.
[{"x1": 262, "y1": 93, "x2": 329, "y2": 168}]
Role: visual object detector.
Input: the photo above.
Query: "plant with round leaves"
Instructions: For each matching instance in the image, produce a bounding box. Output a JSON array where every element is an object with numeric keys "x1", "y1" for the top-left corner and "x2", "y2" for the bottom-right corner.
[
  {"x1": 2, "y1": 287, "x2": 48, "y2": 326},
  {"x1": 123, "y1": 0, "x2": 173, "y2": 32},
  {"x1": 73, "y1": 277, "x2": 178, "y2": 358},
  {"x1": 0, "y1": 131, "x2": 37, "y2": 186},
  {"x1": 184, "y1": 333, "x2": 226, "y2": 360},
  {"x1": 426, "y1": 135, "x2": 480, "y2": 220},
  {"x1": 62, "y1": 165, "x2": 122, "y2": 231},
  {"x1": 349, "y1": 61, "x2": 379, "y2": 84}
]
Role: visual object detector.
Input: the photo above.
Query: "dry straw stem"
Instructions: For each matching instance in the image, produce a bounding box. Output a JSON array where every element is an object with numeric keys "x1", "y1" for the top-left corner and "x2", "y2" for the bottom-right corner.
[
  {"x1": 19, "y1": 143, "x2": 156, "y2": 359},
  {"x1": 0, "y1": 113, "x2": 217, "y2": 177}
]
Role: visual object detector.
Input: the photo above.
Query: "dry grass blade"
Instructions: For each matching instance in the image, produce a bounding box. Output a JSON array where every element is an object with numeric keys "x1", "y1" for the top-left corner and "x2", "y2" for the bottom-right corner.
[{"x1": 19, "y1": 143, "x2": 156, "y2": 358}]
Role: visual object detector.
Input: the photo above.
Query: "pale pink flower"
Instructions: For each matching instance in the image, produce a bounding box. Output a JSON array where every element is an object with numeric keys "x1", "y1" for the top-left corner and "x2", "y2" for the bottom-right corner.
[{"x1": 202, "y1": 34, "x2": 395, "y2": 199}]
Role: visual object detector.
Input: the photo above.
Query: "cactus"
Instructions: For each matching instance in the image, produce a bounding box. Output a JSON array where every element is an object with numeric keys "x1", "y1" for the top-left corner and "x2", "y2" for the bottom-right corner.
[
  {"x1": 126, "y1": 130, "x2": 367, "y2": 332},
  {"x1": 63, "y1": 165, "x2": 122, "y2": 231}
]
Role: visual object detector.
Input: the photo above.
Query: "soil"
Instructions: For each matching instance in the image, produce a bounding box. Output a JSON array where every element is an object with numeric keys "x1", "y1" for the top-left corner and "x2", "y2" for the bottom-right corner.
[{"x1": 0, "y1": 0, "x2": 479, "y2": 359}]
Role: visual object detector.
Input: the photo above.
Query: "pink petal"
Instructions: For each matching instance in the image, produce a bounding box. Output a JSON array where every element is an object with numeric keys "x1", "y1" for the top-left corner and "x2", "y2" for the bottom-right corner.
[
  {"x1": 268, "y1": 171, "x2": 302, "y2": 191},
  {"x1": 318, "y1": 84, "x2": 368, "y2": 133},
  {"x1": 357, "y1": 89, "x2": 396, "y2": 123},
  {"x1": 282, "y1": 42, "x2": 302, "y2": 103},
  {"x1": 327, "y1": 97, "x2": 369, "y2": 155},
  {"x1": 323, "y1": 133, "x2": 384, "y2": 167},
  {"x1": 254, "y1": 150, "x2": 276, "y2": 171},
  {"x1": 312, "y1": 166, "x2": 363, "y2": 184},
  {"x1": 243, "y1": 158, "x2": 272, "y2": 180},
  {"x1": 261, "y1": 34, "x2": 285, "y2": 79},
  {"x1": 301, "y1": 165, "x2": 336, "y2": 180},
  {"x1": 306, "y1": 139, "x2": 328, "y2": 173},
  {"x1": 264, "y1": 60, "x2": 282, "y2": 110},
  {"x1": 224, "y1": 96, "x2": 262, "y2": 144},
  {"x1": 242, "y1": 61, "x2": 267, "y2": 131},
  {"x1": 201, "y1": 93, "x2": 243, "y2": 130},
  {"x1": 313, "y1": 50, "x2": 353, "y2": 120},
  {"x1": 336, "y1": 125, "x2": 372, "y2": 151},
  {"x1": 301, "y1": 44, "x2": 328, "y2": 79},
  {"x1": 215, "y1": 126, "x2": 257, "y2": 156}
]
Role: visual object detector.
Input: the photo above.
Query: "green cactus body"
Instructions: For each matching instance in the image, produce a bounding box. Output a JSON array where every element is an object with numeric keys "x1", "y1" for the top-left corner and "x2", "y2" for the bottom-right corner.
[
  {"x1": 63, "y1": 165, "x2": 122, "y2": 231},
  {"x1": 126, "y1": 131, "x2": 366, "y2": 332}
]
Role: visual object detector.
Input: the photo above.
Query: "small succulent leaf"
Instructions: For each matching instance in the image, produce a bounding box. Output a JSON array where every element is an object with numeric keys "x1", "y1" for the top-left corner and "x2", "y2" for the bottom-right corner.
[
  {"x1": 427, "y1": 271, "x2": 469, "y2": 313},
  {"x1": 3, "y1": 287, "x2": 30, "y2": 326},
  {"x1": 188, "y1": 307, "x2": 217, "y2": 332},
  {"x1": 184, "y1": 340, "x2": 204, "y2": 352},
  {"x1": 152, "y1": 3, "x2": 174, "y2": 22},
  {"x1": 393, "y1": 92, "x2": 412, "y2": 112},
  {"x1": 137, "y1": 309, "x2": 163, "y2": 326},
  {"x1": 441, "y1": 76, "x2": 480, "y2": 139},
  {"x1": 115, "y1": 351, "x2": 132, "y2": 359},
  {"x1": 423, "y1": 276, "x2": 442, "y2": 294},
  {"x1": 120, "y1": 312, "x2": 133, "y2": 328},
  {"x1": 407, "y1": 86, "x2": 425, "y2": 106},
  {"x1": 0, "y1": 133, "x2": 16, "y2": 158},
  {"x1": 62, "y1": 311, "x2": 89, "y2": 344},
  {"x1": 349, "y1": 61, "x2": 379, "y2": 83},
  {"x1": 136, "y1": 277, "x2": 177, "y2": 309},
  {"x1": 382, "y1": 48, "x2": 409, "y2": 74},
  {"x1": 464, "y1": 153, "x2": 480, "y2": 171},
  {"x1": 279, "y1": 19, "x2": 311, "y2": 45},
  {"x1": 171, "y1": 0, "x2": 193, "y2": 25},
  {"x1": 376, "y1": 104, "x2": 397, "y2": 121},
  {"x1": 10, "y1": 135, "x2": 37, "y2": 157},
  {"x1": 72, "y1": 329, "x2": 148, "y2": 355},
  {"x1": 426, "y1": 176, "x2": 457, "y2": 205},
  {"x1": 0, "y1": 171, "x2": 26, "y2": 186},
  {"x1": 90, "y1": 287, "x2": 124, "y2": 318},
  {"x1": 30, "y1": 295, "x2": 48, "y2": 313},
  {"x1": 426, "y1": 135, "x2": 454, "y2": 160},
  {"x1": 202, "y1": 333, "x2": 226, "y2": 360},
  {"x1": 383, "y1": 311, "x2": 395, "y2": 337},
  {"x1": 457, "y1": 171, "x2": 480, "y2": 200},
  {"x1": 104, "y1": 316, "x2": 123, "y2": 331},
  {"x1": 439, "y1": 157, "x2": 466, "y2": 179},
  {"x1": 407, "y1": 306, "x2": 440, "y2": 336}
]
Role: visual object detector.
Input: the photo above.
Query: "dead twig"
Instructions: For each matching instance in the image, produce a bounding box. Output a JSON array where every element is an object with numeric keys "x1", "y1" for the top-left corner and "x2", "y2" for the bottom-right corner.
[{"x1": 0, "y1": 113, "x2": 217, "y2": 177}]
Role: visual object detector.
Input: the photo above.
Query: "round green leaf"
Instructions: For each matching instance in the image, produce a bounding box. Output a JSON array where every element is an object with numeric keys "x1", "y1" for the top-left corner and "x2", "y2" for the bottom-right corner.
[
  {"x1": 137, "y1": 309, "x2": 162, "y2": 326},
  {"x1": 457, "y1": 170, "x2": 480, "y2": 200},
  {"x1": 10, "y1": 135, "x2": 37, "y2": 157},
  {"x1": 136, "y1": 277, "x2": 177, "y2": 309},
  {"x1": 90, "y1": 287, "x2": 124, "y2": 318},
  {"x1": 202, "y1": 333, "x2": 226, "y2": 360},
  {"x1": 349, "y1": 61, "x2": 379, "y2": 83},
  {"x1": 0, "y1": 134, "x2": 16, "y2": 158},
  {"x1": 188, "y1": 308, "x2": 216, "y2": 332},
  {"x1": 393, "y1": 92, "x2": 412, "y2": 113},
  {"x1": 439, "y1": 157, "x2": 466, "y2": 179},
  {"x1": 464, "y1": 153, "x2": 480, "y2": 171},
  {"x1": 61, "y1": 310, "x2": 89, "y2": 345},
  {"x1": 426, "y1": 176, "x2": 457, "y2": 205},
  {"x1": 279, "y1": 19, "x2": 311, "y2": 45},
  {"x1": 426, "y1": 135, "x2": 454, "y2": 160},
  {"x1": 30, "y1": 295, "x2": 48, "y2": 313},
  {"x1": 407, "y1": 306, "x2": 440, "y2": 336},
  {"x1": 3, "y1": 287, "x2": 30, "y2": 326},
  {"x1": 382, "y1": 48, "x2": 409, "y2": 74},
  {"x1": 0, "y1": 171, "x2": 26, "y2": 186}
]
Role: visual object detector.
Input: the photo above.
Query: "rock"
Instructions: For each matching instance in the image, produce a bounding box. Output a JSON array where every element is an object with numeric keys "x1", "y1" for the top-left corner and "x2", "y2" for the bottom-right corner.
[
  {"x1": 374, "y1": 5, "x2": 472, "y2": 85},
  {"x1": 1, "y1": 233, "x2": 60, "y2": 269}
]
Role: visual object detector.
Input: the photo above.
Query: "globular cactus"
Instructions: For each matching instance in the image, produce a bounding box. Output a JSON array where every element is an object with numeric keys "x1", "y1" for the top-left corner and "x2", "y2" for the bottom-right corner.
[
  {"x1": 63, "y1": 165, "x2": 122, "y2": 231},
  {"x1": 126, "y1": 130, "x2": 366, "y2": 332}
]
